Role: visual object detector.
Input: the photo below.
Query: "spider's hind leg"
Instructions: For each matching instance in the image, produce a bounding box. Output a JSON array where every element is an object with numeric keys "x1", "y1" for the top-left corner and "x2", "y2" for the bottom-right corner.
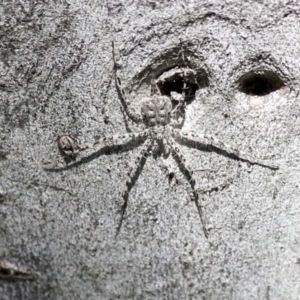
[
  {"x1": 173, "y1": 130, "x2": 279, "y2": 170},
  {"x1": 167, "y1": 136, "x2": 209, "y2": 238},
  {"x1": 116, "y1": 138, "x2": 153, "y2": 236}
]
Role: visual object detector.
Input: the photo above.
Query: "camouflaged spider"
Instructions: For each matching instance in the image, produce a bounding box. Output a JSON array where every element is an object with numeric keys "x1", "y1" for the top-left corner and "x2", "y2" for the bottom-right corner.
[
  {"x1": 88, "y1": 43, "x2": 277, "y2": 237},
  {"x1": 105, "y1": 43, "x2": 212, "y2": 235},
  {"x1": 55, "y1": 44, "x2": 278, "y2": 237}
]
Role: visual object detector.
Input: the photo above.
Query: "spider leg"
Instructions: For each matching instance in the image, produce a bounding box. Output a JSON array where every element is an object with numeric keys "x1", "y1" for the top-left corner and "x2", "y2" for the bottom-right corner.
[
  {"x1": 169, "y1": 65, "x2": 189, "y2": 128},
  {"x1": 173, "y1": 129, "x2": 278, "y2": 170},
  {"x1": 197, "y1": 177, "x2": 234, "y2": 195},
  {"x1": 116, "y1": 138, "x2": 153, "y2": 236},
  {"x1": 112, "y1": 42, "x2": 143, "y2": 124},
  {"x1": 169, "y1": 92, "x2": 186, "y2": 128},
  {"x1": 150, "y1": 78, "x2": 159, "y2": 96},
  {"x1": 166, "y1": 136, "x2": 209, "y2": 238},
  {"x1": 120, "y1": 106, "x2": 146, "y2": 131},
  {"x1": 93, "y1": 130, "x2": 149, "y2": 148},
  {"x1": 45, "y1": 131, "x2": 150, "y2": 173}
]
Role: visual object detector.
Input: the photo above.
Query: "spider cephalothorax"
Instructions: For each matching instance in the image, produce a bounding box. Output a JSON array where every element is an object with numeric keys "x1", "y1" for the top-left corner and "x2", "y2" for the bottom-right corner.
[
  {"x1": 55, "y1": 43, "x2": 278, "y2": 237},
  {"x1": 141, "y1": 95, "x2": 172, "y2": 127}
]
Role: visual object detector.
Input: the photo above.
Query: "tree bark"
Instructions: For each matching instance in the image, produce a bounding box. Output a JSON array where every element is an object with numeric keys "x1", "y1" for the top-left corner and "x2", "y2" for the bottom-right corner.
[{"x1": 0, "y1": 1, "x2": 299, "y2": 299}]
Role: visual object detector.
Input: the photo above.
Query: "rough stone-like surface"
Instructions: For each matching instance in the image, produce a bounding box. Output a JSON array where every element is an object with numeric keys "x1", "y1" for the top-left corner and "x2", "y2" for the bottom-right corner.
[{"x1": 0, "y1": 1, "x2": 299, "y2": 299}]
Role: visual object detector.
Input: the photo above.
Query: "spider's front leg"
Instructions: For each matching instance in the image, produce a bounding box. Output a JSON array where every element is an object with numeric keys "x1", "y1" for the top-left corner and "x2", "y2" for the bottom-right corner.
[
  {"x1": 114, "y1": 75, "x2": 144, "y2": 124},
  {"x1": 48, "y1": 131, "x2": 149, "y2": 173},
  {"x1": 169, "y1": 92, "x2": 186, "y2": 128},
  {"x1": 169, "y1": 68, "x2": 192, "y2": 128},
  {"x1": 166, "y1": 136, "x2": 209, "y2": 238},
  {"x1": 112, "y1": 42, "x2": 143, "y2": 125},
  {"x1": 173, "y1": 130, "x2": 279, "y2": 170},
  {"x1": 93, "y1": 130, "x2": 149, "y2": 149},
  {"x1": 116, "y1": 138, "x2": 153, "y2": 235},
  {"x1": 170, "y1": 45, "x2": 196, "y2": 125},
  {"x1": 170, "y1": 68, "x2": 188, "y2": 115}
]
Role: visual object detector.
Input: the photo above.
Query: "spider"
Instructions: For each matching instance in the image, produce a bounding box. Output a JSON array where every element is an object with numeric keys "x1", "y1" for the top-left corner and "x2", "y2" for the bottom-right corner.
[{"x1": 54, "y1": 43, "x2": 278, "y2": 237}]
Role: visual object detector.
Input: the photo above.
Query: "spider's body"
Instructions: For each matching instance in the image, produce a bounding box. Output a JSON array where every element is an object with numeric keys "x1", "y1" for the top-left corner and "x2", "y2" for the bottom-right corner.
[
  {"x1": 104, "y1": 57, "x2": 277, "y2": 237},
  {"x1": 138, "y1": 95, "x2": 177, "y2": 155},
  {"x1": 57, "y1": 44, "x2": 278, "y2": 237}
]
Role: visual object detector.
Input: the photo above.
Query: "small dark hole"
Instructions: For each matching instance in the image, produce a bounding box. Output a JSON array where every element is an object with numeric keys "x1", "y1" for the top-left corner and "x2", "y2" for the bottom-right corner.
[
  {"x1": 238, "y1": 220, "x2": 246, "y2": 229},
  {"x1": 168, "y1": 172, "x2": 175, "y2": 184},
  {"x1": 238, "y1": 71, "x2": 284, "y2": 96},
  {"x1": 104, "y1": 116, "x2": 110, "y2": 124}
]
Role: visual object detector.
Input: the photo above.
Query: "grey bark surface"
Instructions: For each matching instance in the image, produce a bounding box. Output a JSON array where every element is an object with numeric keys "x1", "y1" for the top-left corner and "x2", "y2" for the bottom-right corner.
[{"x1": 0, "y1": 0, "x2": 299, "y2": 299}]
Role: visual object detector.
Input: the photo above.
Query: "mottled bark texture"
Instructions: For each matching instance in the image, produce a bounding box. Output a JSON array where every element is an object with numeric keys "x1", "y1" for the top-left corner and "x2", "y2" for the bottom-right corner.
[{"x1": 0, "y1": 1, "x2": 299, "y2": 299}]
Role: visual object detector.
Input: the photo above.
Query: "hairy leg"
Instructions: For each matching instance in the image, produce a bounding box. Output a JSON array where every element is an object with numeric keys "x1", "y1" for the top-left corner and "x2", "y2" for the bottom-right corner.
[
  {"x1": 167, "y1": 136, "x2": 209, "y2": 238},
  {"x1": 112, "y1": 42, "x2": 143, "y2": 124},
  {"x1": 93, "y1": 130, "x2": 149, "y2": 148},
  {"x1": 172, "y1": 129, "x2": 278, "y2": 170},
  {"x1": 116, "y1": 138, "x2": 153, "y2": 235}
]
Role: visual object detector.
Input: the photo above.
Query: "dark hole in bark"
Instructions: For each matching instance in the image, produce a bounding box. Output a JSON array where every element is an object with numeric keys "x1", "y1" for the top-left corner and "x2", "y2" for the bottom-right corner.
[
  {"x1": 158, "y1": 77, "x2": 199, "y2": 97},
  {"x1": 238, "y1": 71, "x2": 284, "y2": 96},
  {"x1": 168, "y1": 172, "x2": 175, "y2": 184}
]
